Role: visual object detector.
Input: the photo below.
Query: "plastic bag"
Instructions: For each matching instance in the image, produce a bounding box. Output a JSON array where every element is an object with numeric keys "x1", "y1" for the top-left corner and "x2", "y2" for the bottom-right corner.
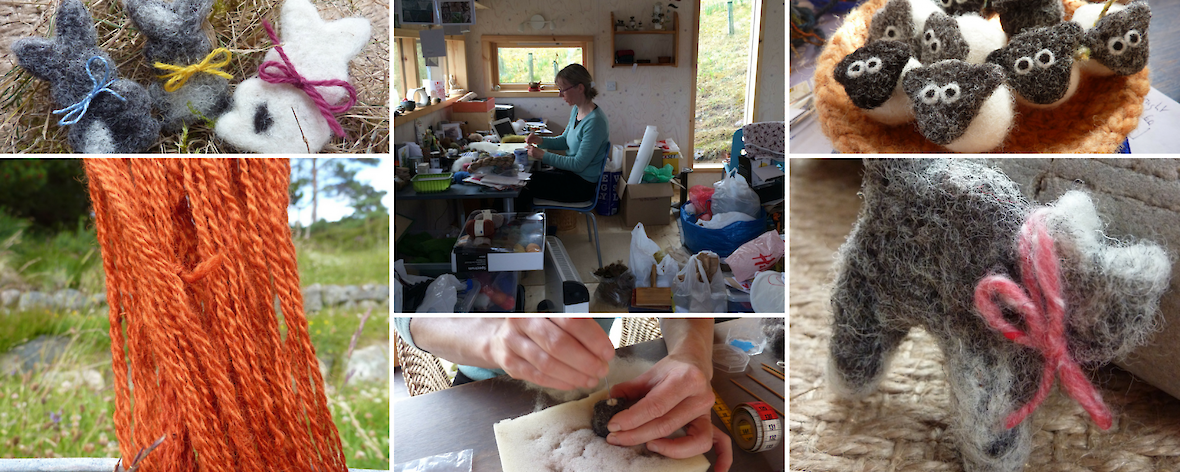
[
  {"x1": 393, "y1": 449, "x2": 474, "y2": 472},
  {"x1": 750, "y1": 271, "x2": 785, "y2": 313},
  {"x1": 642, "y1": 164, "x2": 673, "y2": 183},
  {"x1": 672, "y1": 252, "x2": 726, "y2": 313},
  {"x1": 712, "y1": 170, "x2": 760, "y2": 218},
  {"x1": 689, "y1": 185, "x2": 714, "y2": 220},
  {"x1": 679, "y1": 204, "x2": 766, "y2": 258},
  {"x1": 630, "y1": 223, "x2": 661, "y2": 288},
  {"x1": 725, "y1": 230, "x2": 785, "y2": 282},
  {"x1": 415, "y1": 274, "x2": 463, "y2": 313},
  {"x1": 654, "y1": 253, "x2": 679, "y2": 288},
  {"x1": 698, "y1": 211, "x2": 756, "y2": 229}
]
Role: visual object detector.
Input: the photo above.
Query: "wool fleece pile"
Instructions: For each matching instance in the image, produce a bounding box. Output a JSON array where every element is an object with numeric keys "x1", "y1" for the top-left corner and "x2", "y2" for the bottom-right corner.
[
  {"x1": 830, "y1": 0, "x2": 1151, "y2": 152},
  {"x1": 829, "y1": 159, "x2": 1171, "y2": 472}
]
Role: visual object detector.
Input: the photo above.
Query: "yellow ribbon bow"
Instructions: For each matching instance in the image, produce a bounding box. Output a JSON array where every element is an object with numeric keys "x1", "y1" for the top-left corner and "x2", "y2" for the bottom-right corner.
[{"x1": 155, "y1": 48, "x2": 234, "y2": 93}]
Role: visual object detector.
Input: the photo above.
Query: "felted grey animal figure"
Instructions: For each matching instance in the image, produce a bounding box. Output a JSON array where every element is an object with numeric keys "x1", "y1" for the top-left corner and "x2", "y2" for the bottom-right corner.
[
  {"x1": 901, "y1": 60, "x2": 1014, "y2": 152},
  {"x1": 935, "y1": 0, "x2": 986, "y2": 16},
  {"x1": 867, "y1": 0, "x2": 944, "y2": 43},
  {"x1": 1071, "y1": 1, "x2": 1151, "y2": 76},
  {"x1": 834, "y1": 40, "x2": 922, "y2": 125},
  {"x1": 829, "y1": 159, "x2": 1171, "y2": 472},
  {"x1": 990, "y1": 0, "x2": 1063, "y2": 37},
  {"x1": 124, "y1": 0, "x2": 232, "y2": 131},
  {"x1": 916, "y1": 12, "x2": 1006, "y2": 64},
  {"x1": 12, "y1": 0, "x2": 160, "y2": 153},
  {"x1": 986, "y1": 21, "x2": 1084, "y2": 108}
]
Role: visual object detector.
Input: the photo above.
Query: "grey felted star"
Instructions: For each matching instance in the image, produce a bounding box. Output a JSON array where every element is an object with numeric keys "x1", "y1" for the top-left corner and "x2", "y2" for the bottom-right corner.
[
  {"x1": 1085, "y1": 1, "x2": 1151, "y2": 76},
  {"x1": 986, "y1": 21, "x2": 1084, "y2": 107},
  {"x1": 12, "y1": 0, "x2": 160, "y2": 153},
  {"x1": 991, "y1": 0, "x2": 1063, "y2": 37},
  {"x1": 868, "y1": 0, "x2": 943, "y2": 43},
  {"x1": 124, "y1": 0, "x2": 233, "y2": 131},
  {"x1": 830, "y1": 158, "x2": 1171, "y2": 472},
  {"x1": 902, "y1": 60, "x2": 1012, "y2": 151},
  {"x1": 936, "y1": 0, "x2": 986, "y2": 16},
  {"x1": 916, "y1": 12, "x2": 970, "y2": 64}
]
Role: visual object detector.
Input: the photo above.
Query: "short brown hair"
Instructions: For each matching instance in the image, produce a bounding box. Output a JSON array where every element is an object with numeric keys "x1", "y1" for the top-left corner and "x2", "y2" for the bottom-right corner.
[{"x1": 556, "y1": 63, "x2": 597, "y2": 100}]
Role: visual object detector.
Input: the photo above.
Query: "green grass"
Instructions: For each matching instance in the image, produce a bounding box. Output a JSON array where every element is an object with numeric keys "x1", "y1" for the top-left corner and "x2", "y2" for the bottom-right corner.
[
  {"x1": 0, "y1": 213, "x2": 104, "y2": 294},
  {"x1": 694, "y1": 0, "x2": 755, "y2": 163},
  {"x1": 295, "y1": 214, "x2": 390, "y2": 286}
]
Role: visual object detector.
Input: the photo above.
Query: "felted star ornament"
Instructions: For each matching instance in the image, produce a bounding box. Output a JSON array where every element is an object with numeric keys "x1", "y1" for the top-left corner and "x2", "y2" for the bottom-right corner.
[
  {"x1": 11, "y1": 0, "x2": 160, "y2": 153},
  {"x1": 830, "y1": 158, "x2": 1171, "y2": 472},
  {"x1": 214, "y1": 0, "x2": 370, "y2": 153},
  {"x1": 124, "y1": 0, "x2": 233, "y2": 131}
]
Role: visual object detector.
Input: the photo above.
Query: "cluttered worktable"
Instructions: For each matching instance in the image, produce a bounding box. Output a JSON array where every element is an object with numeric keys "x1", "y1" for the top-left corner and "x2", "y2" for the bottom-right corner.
[{"x1": 393, "y1": 318, "x2": 786, "y2": 471}]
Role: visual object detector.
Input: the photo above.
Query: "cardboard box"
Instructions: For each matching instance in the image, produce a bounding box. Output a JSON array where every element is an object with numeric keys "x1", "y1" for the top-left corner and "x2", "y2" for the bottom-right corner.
[
  {"x1": 619, "y1": 155, "x2": 673, "y2": 227},
  {"x1": 452, "y1": 97, "x2": 495, "y2": 113},
  {"x1": 451, "y1": 211, "x2": 546, "y2": 272},
  {"x1": 452, "y1": 110, "x2": 495, "y2": 135},
  {"x1": 624, "y1": 146, "x2": 664, "y2": 178},
  {"x1": 625, "y1": 139, "x2": 682, "y2": 175}
]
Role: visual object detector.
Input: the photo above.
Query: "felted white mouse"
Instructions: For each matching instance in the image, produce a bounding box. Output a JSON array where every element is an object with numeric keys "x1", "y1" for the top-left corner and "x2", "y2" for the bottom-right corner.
[{"x1": 214, "y1": 0, "x2": 370, "y2": 153}]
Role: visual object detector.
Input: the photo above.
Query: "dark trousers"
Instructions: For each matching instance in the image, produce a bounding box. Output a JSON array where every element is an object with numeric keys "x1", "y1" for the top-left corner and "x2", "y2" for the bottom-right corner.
[
  {"x1": 452, "y1": 369, "x2": 476, "y2": 387},
  {"x1": 516, "y1": 169, "x2": 598, "y2": 212}
]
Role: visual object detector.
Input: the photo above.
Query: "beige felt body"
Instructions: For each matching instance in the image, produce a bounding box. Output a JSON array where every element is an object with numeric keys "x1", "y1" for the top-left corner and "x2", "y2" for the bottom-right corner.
[{"x1": 494, "y1": 388, "x2": 711, "y2": 472}]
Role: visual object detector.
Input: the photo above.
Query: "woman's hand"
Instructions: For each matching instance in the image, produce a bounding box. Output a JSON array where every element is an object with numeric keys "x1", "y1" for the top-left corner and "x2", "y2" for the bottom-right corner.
[
  {"x1": 526, "y1": 144, "x2": 545, "y2": 160},
  {"x1": 485, "y1": 318, "x2": 615, "y2": 390},
  {"x1": 526, "y1": 132, "x2": 542, "y2": 146},
  {"x1": 605, "y1": 355, "x2": 720, "y2": 460}
]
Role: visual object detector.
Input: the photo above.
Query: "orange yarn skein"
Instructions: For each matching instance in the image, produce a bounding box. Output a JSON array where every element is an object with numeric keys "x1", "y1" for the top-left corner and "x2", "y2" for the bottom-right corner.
[{"x1": 84, "y1": 159, "x2": 347, "y2": 472}]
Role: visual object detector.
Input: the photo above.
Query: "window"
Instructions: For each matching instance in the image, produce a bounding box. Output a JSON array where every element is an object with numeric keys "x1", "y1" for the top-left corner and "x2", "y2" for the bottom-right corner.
[
  {"x1": 482, "y1": 36, "x2": 594, "y2": 93},
  {"x1": 394, "y1": 30, "x2": 468, "y2": 102}
]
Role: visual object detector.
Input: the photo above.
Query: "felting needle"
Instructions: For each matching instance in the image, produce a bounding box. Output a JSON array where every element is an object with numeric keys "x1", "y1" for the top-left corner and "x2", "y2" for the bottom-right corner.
[
  {"x1": 729, "y1": 378, "x2": 783, "y2": 417},
  {"x1": 745, "y1": 373, "x2": 784, "y2": 400},
  {"x1": 761, "y1": 362, "x2": 784, "y2": 378},
  {"x1": 761, "y1": 364, "x2": 785, "y2": 381}
]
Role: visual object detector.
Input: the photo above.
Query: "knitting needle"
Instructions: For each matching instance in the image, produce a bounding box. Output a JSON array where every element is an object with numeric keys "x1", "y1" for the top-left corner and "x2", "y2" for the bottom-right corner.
[
  {"x1": 746, "y1": 373, "x2": 784, "y2": 400},
  {"x1": 729, "y1": 378, "x2": 783, "y2": 417},
  {"x1": 761, "y1": 363, "x2": 784, "y2": 380}
]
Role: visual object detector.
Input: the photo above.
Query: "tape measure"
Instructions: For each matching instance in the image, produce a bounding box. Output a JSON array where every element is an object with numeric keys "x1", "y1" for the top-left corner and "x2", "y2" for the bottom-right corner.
[
  {"x1": 711, "y1": 388, "x2": 733, "y2": 431},
  {"x1": 731, "y1": 401, "x2": 783, "y2": 453}
]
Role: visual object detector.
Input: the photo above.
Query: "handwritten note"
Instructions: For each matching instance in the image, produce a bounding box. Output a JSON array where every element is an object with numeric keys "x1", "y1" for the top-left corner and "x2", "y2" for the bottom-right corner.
[{"x1": 1126, "y1": 87, "x2": 1180, "y2": 154}]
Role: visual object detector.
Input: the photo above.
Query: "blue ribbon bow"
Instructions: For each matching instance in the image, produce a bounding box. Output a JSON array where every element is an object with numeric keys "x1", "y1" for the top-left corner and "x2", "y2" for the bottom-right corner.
[{"x1": 52, "y1": 56, "x2": 126, "y2": 126}]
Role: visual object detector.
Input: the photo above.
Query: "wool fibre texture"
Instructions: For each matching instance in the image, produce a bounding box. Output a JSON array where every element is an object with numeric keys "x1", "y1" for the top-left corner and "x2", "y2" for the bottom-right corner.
[
  {"x1": 902, "y1": 59, "x2": 1005, "y2": 145},
  {"x1": 987, "y1": 22, "x2": 1084, "y2": 106},
  {"x1": 937, "y1": 0, "x2": 986, "y2": 16},
  {"x1": 1084, "y1": 1, "x2": 1150, "y2": 76},
  {"x1": 835, "y1": 40, "x2": 918, "y2": 109},
  {"x1": 812, "y1": 0, "x2": 1150, "y2": 153},
  {"x1": 84, "y1": 159, "x2": 349, "y2": 472},
  {"x1": 992, "y1": 0, "x2": 1064, "y2": 37},
  {"x1": 124, "y1": 0, "x2": 232, "y2": 131},
  {"x1": 954, "y1": 13, "x2": 1008, "y2": 64},
  {"x1": 11, "y1": 0, "x2": 160, "y2": 153},
  {"x1": 829, "y1": 158, "x2": 1170, "y2": 472},
  {"x1": 214, "y1": 0, "x2": 370, "y2": 153},
  {"x1": 867, "y1": 0, "x2": 916, "y2": 43},
  {"x1": 916, "y1": 12, "x2": 970, "y2": 63}
]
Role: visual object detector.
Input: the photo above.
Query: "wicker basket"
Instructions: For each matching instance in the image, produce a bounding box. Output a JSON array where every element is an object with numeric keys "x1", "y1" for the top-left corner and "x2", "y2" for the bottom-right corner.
[
  {"x1": 411, "y1": 173, "x2": 454, "y2": 193},
  {"x1": 813, "y1": 0, "x2": 1150, "y2": 153}
]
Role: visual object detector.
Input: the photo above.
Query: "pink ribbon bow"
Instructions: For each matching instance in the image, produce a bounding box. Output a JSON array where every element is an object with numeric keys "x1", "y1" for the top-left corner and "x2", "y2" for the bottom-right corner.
[
  {"x1": 973, "y1": 209, "x2": 1113, "y2": 430},
  {"x1": 258, "y1": 20, "x2": 357, "y2": 138}
]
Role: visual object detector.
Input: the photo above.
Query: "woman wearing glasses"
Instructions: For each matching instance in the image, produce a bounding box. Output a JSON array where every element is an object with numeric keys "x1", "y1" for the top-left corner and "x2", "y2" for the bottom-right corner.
[{"x1": 517, "y1": 63, "x2": 610, "y2": 213}]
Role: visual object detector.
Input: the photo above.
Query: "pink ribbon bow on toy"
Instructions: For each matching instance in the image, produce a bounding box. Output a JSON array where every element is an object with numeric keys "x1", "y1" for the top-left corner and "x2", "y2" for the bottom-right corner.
[
  {"x1": 258, "y1": 20, "x2": 357, "y2": 138},
  {"x1": 973, "y1": 209, "x2": 1113, "y2": 431}
]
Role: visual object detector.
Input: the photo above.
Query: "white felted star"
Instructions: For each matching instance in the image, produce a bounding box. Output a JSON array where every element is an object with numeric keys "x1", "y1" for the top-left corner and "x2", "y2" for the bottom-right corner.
[{"x1": 214, "y1": 0, "x2": 371, "y2": 153}]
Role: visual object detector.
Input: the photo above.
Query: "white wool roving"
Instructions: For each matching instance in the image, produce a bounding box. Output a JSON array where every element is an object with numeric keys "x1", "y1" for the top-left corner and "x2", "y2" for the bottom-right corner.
[
  {"x1": 956, "y1": 13, "x2": 1008, "y2": 64},
  {"x1": 214, "y1": 0, "x2": 370, "y2": 153},
  {"x1": 910, "y1": 0, "x2": 943, "y2": 40},
  {"x1": 945, "y1": 84, "x2": 1014, "y2": 153},
  {"x1": 865, "y1": 57, "x2": 923, "y2": 125}
]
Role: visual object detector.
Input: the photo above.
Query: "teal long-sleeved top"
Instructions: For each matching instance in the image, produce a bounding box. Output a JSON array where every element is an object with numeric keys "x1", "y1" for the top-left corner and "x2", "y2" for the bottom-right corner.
[
  {"x1": 394, "y1": 318, "x2": 614, "y2": 383},
  {"x1": 540, "y1": 105, "x2": 610, "y2": 184}
]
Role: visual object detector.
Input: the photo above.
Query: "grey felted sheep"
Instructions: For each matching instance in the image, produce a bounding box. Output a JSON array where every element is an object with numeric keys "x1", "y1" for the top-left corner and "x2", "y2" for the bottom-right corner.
[
  {"x1": 829, "y1": 159, "x2": 1171, "y2": 472},
  {"x1": 12, "y1": 0, "x2": 160, "y2": 153},
  {"x1": 124, "y1": 0, "x2": 233, "y2": 131}
]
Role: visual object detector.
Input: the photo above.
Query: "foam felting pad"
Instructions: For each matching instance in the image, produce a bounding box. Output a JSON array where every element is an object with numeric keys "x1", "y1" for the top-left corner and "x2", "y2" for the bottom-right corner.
[
  {"x1": 987, "y1": 21, "x2": 1083, "y2": 107},
  {"x1": 1076, "y1": 1, "x2": 1150, "y2": 76},
  {"x1": 835, "y1": 40, "x2": 922, "y2": 124},
  {"x1": 12, "y1": 0, "x2": 160, "y2": 153},
  {"x1": 902, "y1": 60, "x2": 1013, "y2": 152},
  {"x1": 992, "y1": 0, "x2": 1064, "y2": 37},
  {"x1": 591, "y1": 397, "x2": 636, "y2": 438},
  {"x1": 493, "y1": 389, "x2": 710, "y2": 472},
  {"x1": 214, "y1": 0, "x2": 370, "y2": 153},
  {"x1": 124, "y1": 0, "x2": 232, "y2": 131}
]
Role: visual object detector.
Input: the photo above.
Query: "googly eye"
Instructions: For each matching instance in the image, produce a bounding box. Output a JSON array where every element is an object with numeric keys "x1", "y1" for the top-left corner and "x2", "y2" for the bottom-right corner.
[
  {"x1": 1108, "y1": 36, "x2": 1127, "y2": 56},
  {"x1": 1125, "y1": 29, "x2": 1143, "y2": 47},
  {"x1": 847, "y1": 60, "x2": 866, "y2": 78},
  {"x1": 866, "y1": 57, "x2": 883, "y2": 74},
  {"x1": 884, "y1": 26, "x2": 900, "y2": 40},
  {"x1": 1035, "y1": 49, "x2": 1055, "y2": 68},
  {"x1": 940, "y1": 83, "x2": 961, "y2": 104},
  {"x1": 1014, "y1": 56, "x2": 1034, "y2": 75},
  {"x1": 920, "y1": 84, "x2": 941, "y2": 105}
]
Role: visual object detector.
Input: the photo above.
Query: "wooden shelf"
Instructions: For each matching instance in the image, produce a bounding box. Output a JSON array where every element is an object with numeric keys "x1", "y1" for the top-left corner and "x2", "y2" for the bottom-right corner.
[
  {"x1": 393, "y1": 95, "x2": 464, "y2": 128},
  {"x1": 610, "y1": 11, "x2": 678, "y2": 68}
]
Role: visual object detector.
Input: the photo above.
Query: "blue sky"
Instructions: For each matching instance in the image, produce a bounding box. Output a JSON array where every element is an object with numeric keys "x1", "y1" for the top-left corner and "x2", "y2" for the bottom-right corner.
[{"x1": 287, "y1": 158, "x2": 394, "y2": 226}]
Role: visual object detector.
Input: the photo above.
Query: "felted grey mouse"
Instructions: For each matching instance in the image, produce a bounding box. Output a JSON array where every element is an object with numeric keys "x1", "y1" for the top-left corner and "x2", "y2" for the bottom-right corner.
[
  {"x1": 124, "y1": 0, "x2": 233, "y2": 131},
  {"x1": 12, "y1": 0, "x2": 160, "y2": 153},
  {"x1": 829, "y1": 158, "x2": 1171, "y2": 472}
]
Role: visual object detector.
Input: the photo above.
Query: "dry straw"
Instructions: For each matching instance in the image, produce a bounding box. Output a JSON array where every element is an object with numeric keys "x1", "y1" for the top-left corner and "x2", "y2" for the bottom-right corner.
[{"x1": 1, "y1": 0, "x2": 389, "y2": 154}]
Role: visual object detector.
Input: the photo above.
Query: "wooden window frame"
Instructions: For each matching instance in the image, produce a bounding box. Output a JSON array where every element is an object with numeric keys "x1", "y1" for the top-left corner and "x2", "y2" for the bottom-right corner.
[
  {"x1": 481, "y1": 35, "x2": 594, "y2": 97},
  {"x1": 394, "y1": 29, "x2": 468, "y2": 101}
]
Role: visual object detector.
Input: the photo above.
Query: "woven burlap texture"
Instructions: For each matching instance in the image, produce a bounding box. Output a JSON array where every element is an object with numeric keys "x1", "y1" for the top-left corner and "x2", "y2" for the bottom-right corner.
[
  {"x1": 813, "y1": 0, "x2": 1149, "y2": 153},
  {"x1": 789, "y1": 160, "x2": 1180, "y2": 471}
]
